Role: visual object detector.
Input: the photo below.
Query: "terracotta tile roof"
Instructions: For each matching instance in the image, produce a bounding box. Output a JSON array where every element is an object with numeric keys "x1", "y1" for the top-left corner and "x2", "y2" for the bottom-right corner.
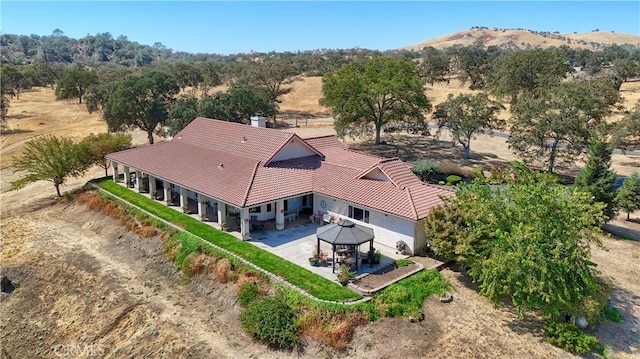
[
  {"x1": 107, "y1": 141, "x2": 259, "y2": 206},
  {"x1": 174, "y1": 117, "x2": 304, "y2": 163},
  {"x1": 107, "y1": 119, "x2": 452, "y2": 220}
]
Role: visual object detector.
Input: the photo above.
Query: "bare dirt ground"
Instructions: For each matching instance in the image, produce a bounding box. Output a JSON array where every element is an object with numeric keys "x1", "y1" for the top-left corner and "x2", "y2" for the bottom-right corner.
[
  {"x1": 2, "y1": 173, "x2": 637, "y2": 358},
  {"x1": 1, "y1": 81, "x2": 639, "y2": 358}
]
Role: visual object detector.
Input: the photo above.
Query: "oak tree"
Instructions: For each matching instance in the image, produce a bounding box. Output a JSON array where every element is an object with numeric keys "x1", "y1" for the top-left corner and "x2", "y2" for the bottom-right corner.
[
  {"x1": 55, "y1": 67, "x2": 99, "y2": 104},
  {"x1": 321, "y1": 56, "x2": 431, "y2": 144},
  {"x1": 433, "y1": 93, "x2": 505, "y2": 159},
  {"x1": 103, "y1": 71, "x2": 179, "y2": 144},
  {"x1": 508, "y1": 79, "x2": 620, "y2": 173},
  {"x1": 488, "y1": 48, "x2": 573, "y2": 103},
  {"x1": 80, "y1": 132, "x2": 132, "y2": 176}
]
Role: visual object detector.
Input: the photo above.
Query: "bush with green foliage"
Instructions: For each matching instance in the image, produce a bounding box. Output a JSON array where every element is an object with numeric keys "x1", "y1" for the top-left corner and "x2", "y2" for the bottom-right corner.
[
  {"x1": 616, "y1": 172, "x2": 640, "y2": 220},
  {"x1": 425, "y1": 163, "x2": 610, "y2": 321},
  {"x1": 603, "y1": 306, "x2": 623, "y2": 322},
  {"x1": 574, "y1": 140, "x2": 617, "y2": 221},
  {"x1": 544, "y1": 321, "x2": 600, "y2": 354},
  {"x1": 395, "y1": 259, "x2": 413, "y2": 267},
  {"x1": 446, "y1": 175, "x2": 463, "y2": 185},
  {"x1": 240, "y1": 296, "x2": 301, "y2": 349},
  {"x1": 413, "y1": 158, "x2": 440, "y2": 181},
  {"x1": 11, "y1": 135, "x2": 92, "y2": 197},
  {"x1": 374, "y1": 270, "x2": 449, "y2": 318},
  {"x1": 238, "y1": 282, "x2": 261, "y2": 308}
]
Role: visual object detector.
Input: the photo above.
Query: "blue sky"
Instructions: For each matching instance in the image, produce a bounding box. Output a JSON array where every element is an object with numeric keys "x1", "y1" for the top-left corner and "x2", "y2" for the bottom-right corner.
[{"x1": 1, "y1": 1, "x2": 638, "y2": 55}]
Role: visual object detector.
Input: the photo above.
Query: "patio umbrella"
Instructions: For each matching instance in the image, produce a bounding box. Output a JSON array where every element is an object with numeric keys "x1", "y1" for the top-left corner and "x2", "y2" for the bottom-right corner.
[{"x1": 316, "y1": 219, "x2": 375, "y2": 272}]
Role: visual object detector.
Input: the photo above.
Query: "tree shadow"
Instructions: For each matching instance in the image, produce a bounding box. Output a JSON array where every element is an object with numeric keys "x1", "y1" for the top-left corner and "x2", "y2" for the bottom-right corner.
[
  {"x1": 0, "y1": 128, "x2": 34, "y2": 135},
  {"x1": 592, "y1": 286, "x2": 640, "y2": 356},
  {"x1": 6, "y1": 113, "x2": 34, "y2": 120},
  {"x1": 350, "y1": 135, "x2": 512, "y2": 169}
]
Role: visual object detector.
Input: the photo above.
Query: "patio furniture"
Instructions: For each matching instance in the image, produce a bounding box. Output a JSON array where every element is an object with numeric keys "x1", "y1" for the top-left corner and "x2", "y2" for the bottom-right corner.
[
  {"x1": 310, "y1": 212, "x2": 323, "y2": 224},
  {"x1": 321, "y1": 252, "x2": 329, "y2": 266},
  {"x1": 316, "y1": 219, "x2": 375, "y2": 273},
  {"x1": 250, "y1": 215, "x2": 260, "y2": 231},
  {"x1": 284, "y1": 211, "x2": 298, "y2": 223}
]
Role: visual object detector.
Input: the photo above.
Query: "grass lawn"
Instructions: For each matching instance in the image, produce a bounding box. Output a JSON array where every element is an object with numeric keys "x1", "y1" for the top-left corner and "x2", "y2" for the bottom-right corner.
[{"x1": 92, "y1": 177, "x2": 360, "y2": 302}]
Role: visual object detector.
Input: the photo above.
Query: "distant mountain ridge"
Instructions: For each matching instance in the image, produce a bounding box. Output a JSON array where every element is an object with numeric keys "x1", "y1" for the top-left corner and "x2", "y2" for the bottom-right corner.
[{"x1": 402, "y1": 27, "x2": 640, "y2": 51}]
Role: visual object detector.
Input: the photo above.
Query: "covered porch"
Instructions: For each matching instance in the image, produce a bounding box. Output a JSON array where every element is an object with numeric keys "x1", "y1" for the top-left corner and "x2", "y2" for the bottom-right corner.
[{"x1": 110, "y1": 160, "x2": 317, "y2": 241}]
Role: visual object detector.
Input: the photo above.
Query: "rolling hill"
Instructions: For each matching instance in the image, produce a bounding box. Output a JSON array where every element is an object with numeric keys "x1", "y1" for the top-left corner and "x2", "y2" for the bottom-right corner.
[{"x1": 402, "y1": 27, "x2": 640, "y2": 51}]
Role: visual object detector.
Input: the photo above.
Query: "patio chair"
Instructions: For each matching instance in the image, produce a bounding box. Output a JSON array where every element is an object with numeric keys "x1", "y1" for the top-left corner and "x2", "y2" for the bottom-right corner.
[
  {"x1": 321, "y1": 252, "x2": 329, "y2": 266},
  {"x1": 250, "y1": 215, "x2": 259, "y2": 230}
]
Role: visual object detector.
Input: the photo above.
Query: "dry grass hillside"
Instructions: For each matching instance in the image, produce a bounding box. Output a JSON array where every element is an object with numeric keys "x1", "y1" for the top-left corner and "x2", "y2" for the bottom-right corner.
[{"x1": 402, "y1": 28, "x2": 640, "y2": 50}]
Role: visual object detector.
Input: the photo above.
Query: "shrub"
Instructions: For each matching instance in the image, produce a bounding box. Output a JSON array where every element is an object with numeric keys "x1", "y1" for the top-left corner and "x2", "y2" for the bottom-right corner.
[
  {"x1": 413, "y1": 159, "x2": 440, "y2": 181},
  {"x1": 238, "y1": 282, "x2": 260, "y2": 308},
  {"x1": 544, "y1": 322, "x2": 600, "y2": 354},
  {"x1": 336, "y1": 264, "x2": 356, "y2": 284},
  {"x1": 298, "y1": 306, "x2": 368, "y2": 349},
  {"x1": 215, "y1": 258, "x2": 233, "y2": 283},
  {"x1": 138, "y1": 225, "x2": 158, "y2": 238},
  {"x1": 240, "y1": 297, "x2": 301, "y2": 349},
  {"x1": 183, "y1": 252, "x2": 215, "y2": 277},
  {"x1": 446, "y1": 175, "x2": 463, "y2": 185},
  {"x1": 395, "y1": 259, "x2": 413, "y2": 267},
  {"x1": 374, "y1": 270, "x2": 449, "y2": 318},
  {"x1": 603, "y1": 306, "x2": 623, "y2": 322}
]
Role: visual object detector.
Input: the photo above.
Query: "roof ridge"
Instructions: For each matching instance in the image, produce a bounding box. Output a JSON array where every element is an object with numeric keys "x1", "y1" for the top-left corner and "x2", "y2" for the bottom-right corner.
[
  {"x1": 404, "y1": 186, "x2": 420, "y2": 220},
  {"x1": 106, "y1": 140, "x2": 171, "y2": 156},
  {"x1": 241, "y1": 161, "x2": 262, "y2": 207},
  {"x1": 303, "y1": 134, "x2": 339, "y2": 140}
]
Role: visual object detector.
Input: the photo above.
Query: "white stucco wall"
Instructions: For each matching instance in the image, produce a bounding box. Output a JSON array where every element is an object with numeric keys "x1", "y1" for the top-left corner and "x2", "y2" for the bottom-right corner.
[
  {"x1": 248, "y1": 203, "x2": 275, "y2": 221},
  {"x1": 270, "y1": 138, "x2": 317, "y2": 162},
  {"x1": 362, "y1": 167, "x2": 392, "y2": 183},
  {"x1": 313, "y1": 194, "x2": 418, "y2": 254}
]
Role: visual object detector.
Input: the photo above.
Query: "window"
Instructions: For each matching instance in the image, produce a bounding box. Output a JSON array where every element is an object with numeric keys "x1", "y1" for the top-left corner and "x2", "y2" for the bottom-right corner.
[
  {"x1": 249, "y1": 206, "x2": 261, "y2": 213},
  {"x1": 348, "y1": 205, "x2": 370, "y2": 223},
  {"x1": 284, "y1": 200, "x2": 288, "y2": 211},
  {"x1": 266, "y1": 203, "x2": 272, "y2": 212}
]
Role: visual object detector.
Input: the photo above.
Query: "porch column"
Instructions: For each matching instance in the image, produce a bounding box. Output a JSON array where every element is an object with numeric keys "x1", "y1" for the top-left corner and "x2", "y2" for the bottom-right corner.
[
  {"x1": 275, "y1": 200, "x2": 285, "y2": 230},
  {"x1": 134, "y1": 170, "x2": 142, "y2": 192},
  {"x1": 112, "y1": 161, "x2": 119, "y2": 182},
  {"x1": 240, "y1": 208, "x2": 250, "y2": 240},
  {"x1": 179, "y1": 187, "x2": 188, "y2": 209},
  {"x1": 148, "y1": 175, "x2": 156, "y2": 197},
  {"x1": 163, "y1": 181, "x2": 172, "y2": 205},
  {"x1": 197, "y1": 193, "x2": 207, "y2": 220},
  {"x1": 123, "y1": 166, "x2": 130, "y2": 187},
  {"x1": 217, "y1": 202, "x2": 226, "y2": 226}
]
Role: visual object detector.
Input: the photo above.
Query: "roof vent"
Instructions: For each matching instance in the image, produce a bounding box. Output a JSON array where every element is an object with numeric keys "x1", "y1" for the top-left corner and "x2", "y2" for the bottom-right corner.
[
  {"x1": 218, "y1": 163, "x2": 224, "y2": 169},
  {"x1": 241, "y1": 136, "x2": 247, "y2": 143}
]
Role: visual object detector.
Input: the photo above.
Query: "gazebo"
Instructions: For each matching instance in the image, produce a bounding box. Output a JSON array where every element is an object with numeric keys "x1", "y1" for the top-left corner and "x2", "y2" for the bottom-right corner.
[{"x1": 316, "y1": 219, "x2": 375, "y2": 273}]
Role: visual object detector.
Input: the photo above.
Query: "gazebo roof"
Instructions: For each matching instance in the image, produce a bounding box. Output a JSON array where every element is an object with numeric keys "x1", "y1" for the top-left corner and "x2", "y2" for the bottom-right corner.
[{"x1": 316, "y1": 220, "x2": 374, "y2": 246}]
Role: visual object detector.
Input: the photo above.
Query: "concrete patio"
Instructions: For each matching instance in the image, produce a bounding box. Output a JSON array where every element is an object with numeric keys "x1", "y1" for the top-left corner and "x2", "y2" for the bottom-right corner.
[{"x1": 244, "y1": 220, "x2": 409, "y2": 282}]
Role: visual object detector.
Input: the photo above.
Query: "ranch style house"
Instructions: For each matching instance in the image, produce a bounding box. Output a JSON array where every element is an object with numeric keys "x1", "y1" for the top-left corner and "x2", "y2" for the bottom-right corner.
[{"x1": 106, "y1": 117, "x2": 451, "y2": 254}]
